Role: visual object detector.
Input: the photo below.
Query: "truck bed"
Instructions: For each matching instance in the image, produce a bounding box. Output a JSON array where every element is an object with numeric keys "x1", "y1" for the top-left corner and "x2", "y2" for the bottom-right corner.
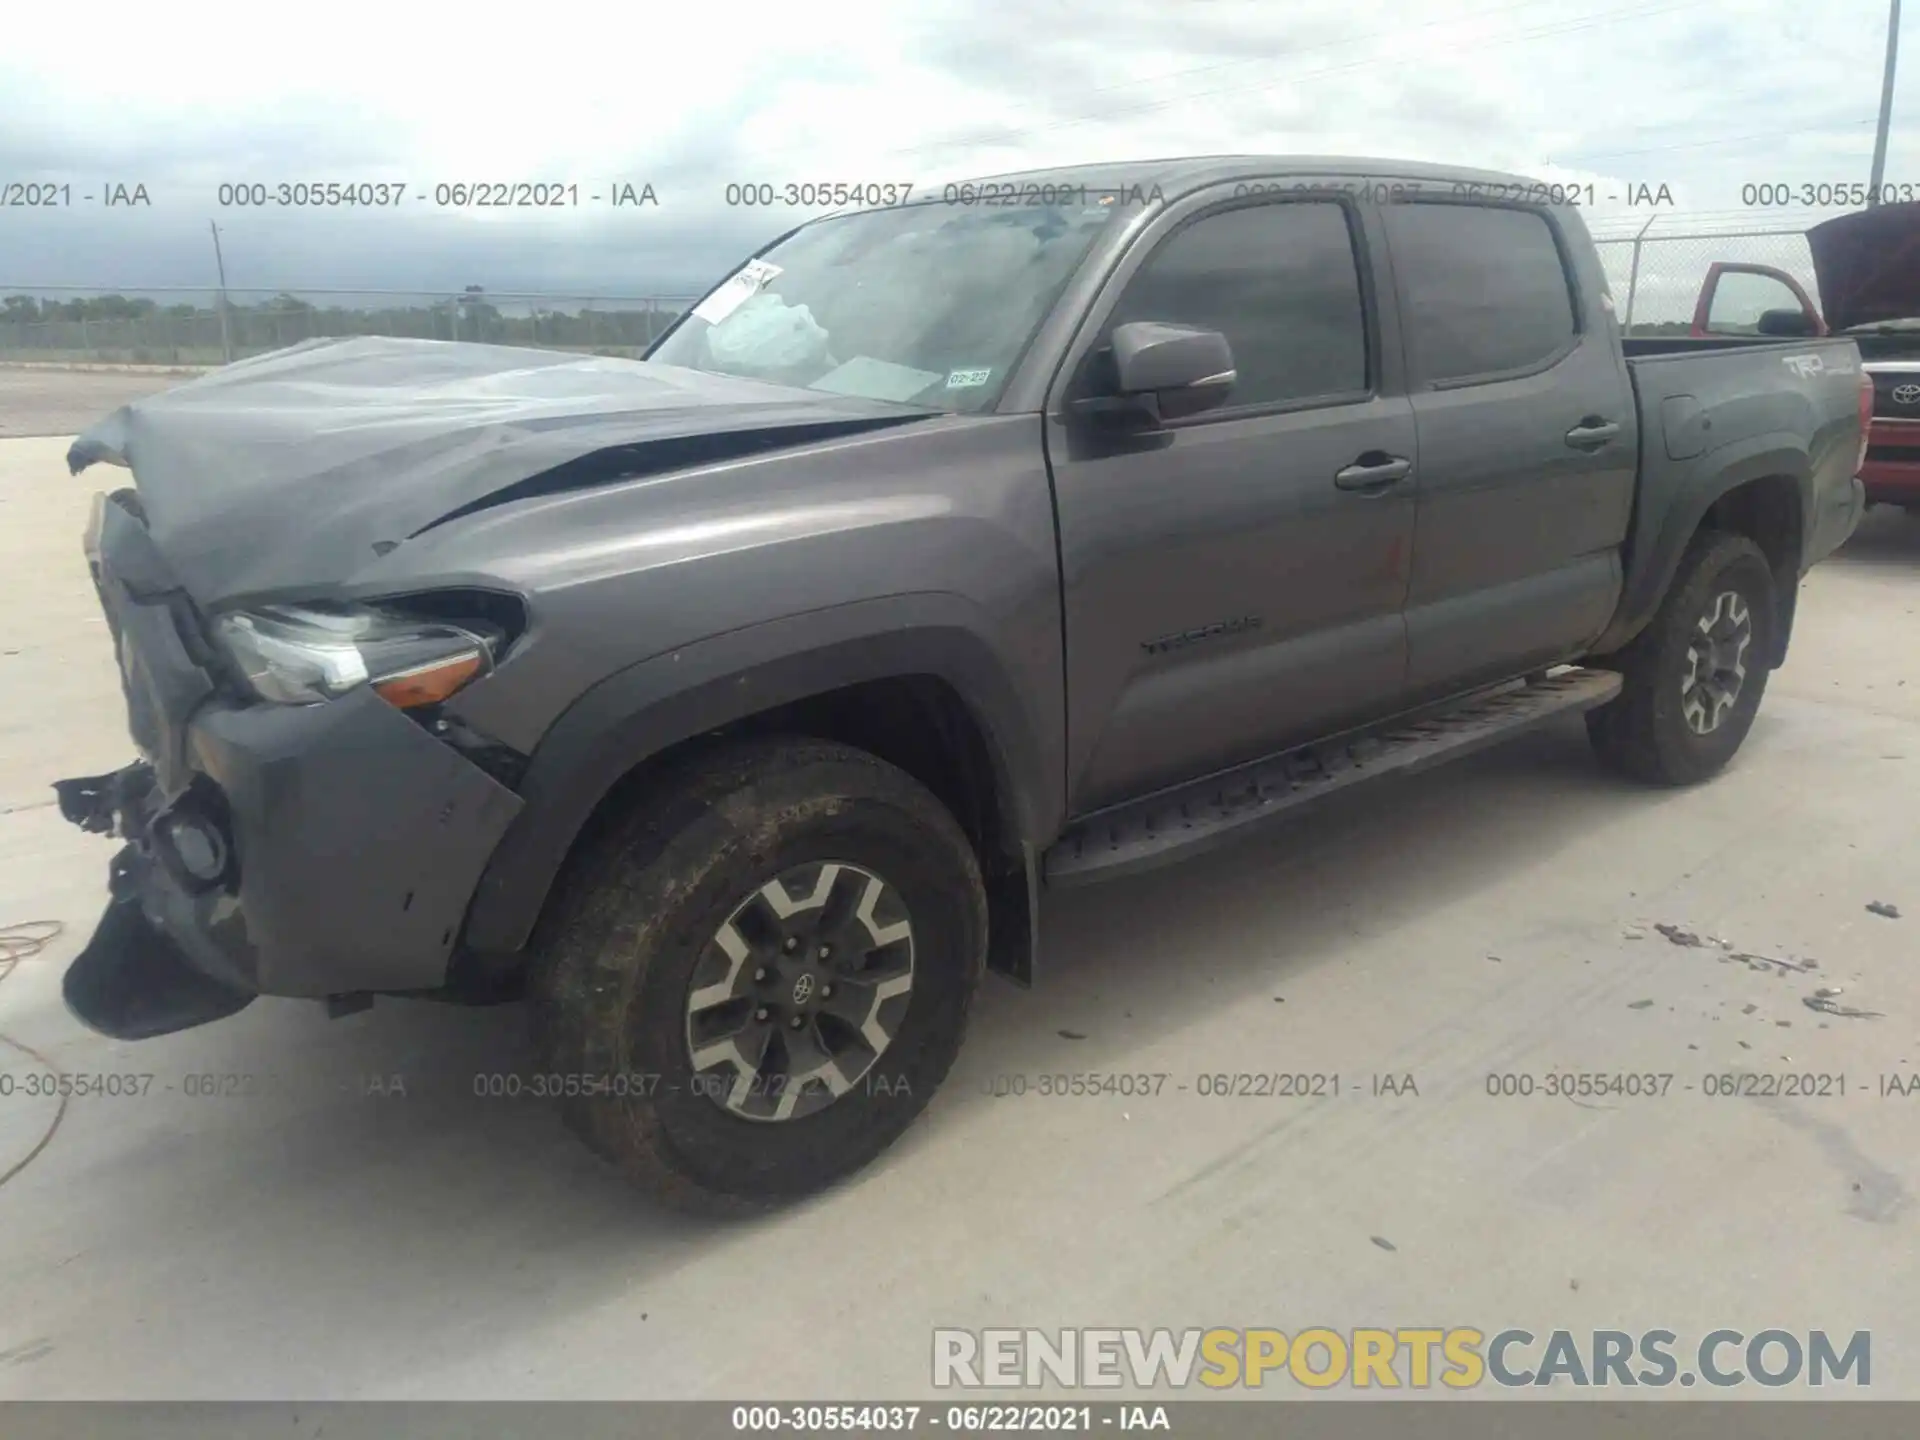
[
  {"x1": 1596, "y1": 334, "x2": 1866, "y2": 658},
  {"x1": 1621, "y1": 335, "x2": 1824, "y2": 358}
]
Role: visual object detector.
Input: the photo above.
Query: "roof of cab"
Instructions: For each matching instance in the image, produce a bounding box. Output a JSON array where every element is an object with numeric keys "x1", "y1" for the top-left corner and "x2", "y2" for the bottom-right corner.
[{"x1": 941, "y1": 154, "x2": 1550, "y2": 200}]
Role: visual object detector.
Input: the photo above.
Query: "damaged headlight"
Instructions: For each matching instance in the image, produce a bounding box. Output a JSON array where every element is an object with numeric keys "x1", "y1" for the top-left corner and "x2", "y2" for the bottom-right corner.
[{"x1": 213, "y1": 602, "x2": 499, "y2": 709}]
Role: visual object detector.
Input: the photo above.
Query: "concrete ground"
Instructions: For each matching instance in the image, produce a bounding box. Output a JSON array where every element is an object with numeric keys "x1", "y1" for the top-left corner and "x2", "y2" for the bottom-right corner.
[
  {"x1": 1, "y1": 391, "x2": 1917, "y2": 1400},
  {"x1": 0, "y1": 365, "x2": 195, "y2": 440}
]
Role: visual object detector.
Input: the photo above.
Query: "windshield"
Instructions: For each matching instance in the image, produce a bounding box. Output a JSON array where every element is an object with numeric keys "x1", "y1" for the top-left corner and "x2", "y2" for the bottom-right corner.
[{"x1": 648, "y1": 198, "x2": 1122, "y2": 413}]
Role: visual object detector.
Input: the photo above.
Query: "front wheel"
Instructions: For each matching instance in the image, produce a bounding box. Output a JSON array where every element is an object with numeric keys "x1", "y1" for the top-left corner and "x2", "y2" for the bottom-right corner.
[
  {"x1": 1587, "y1": 531, "x2": 1778, "y2": 786},
  {"x1": 529, "y1": 737, "x2": 987, "y2": 1214}
]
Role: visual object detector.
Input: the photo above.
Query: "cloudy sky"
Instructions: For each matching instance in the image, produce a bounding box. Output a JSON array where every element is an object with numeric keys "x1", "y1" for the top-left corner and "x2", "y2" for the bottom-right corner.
[{"x1": 0, "y1": 0, "x2": 1911, "y2": 314}]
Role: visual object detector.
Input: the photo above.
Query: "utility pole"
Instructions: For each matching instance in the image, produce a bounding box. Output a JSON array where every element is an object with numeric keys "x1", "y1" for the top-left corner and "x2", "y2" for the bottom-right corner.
[
  {"x1": 1868, "y1": 0, "x2": 1903, "y2": 206},
  {"x1": 208, "y1": 220, "x2": 234, "y2": 362}
]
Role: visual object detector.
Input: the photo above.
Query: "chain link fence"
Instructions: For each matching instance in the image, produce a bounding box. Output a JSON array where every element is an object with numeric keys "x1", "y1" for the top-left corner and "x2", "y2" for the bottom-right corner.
[
  {"x1": 0, "y1": 289, "x2": 699, "y2": 365},
  {"x1": 1589, "y1": 227, "x2": 1817, "y2": 332}
]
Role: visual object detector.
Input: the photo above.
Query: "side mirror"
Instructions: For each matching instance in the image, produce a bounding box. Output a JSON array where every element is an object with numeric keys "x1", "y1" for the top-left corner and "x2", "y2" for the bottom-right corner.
[
  {"x1": 1756, "y1": 307, "x2": 1816, "y2": 337},
  {"x1": 1108, "y1": 321, "x2": 1237, "y2": 422}
]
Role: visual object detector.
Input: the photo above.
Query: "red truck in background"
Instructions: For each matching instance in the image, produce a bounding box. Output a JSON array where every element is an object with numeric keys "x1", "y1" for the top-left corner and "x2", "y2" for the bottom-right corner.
[{"x1": 1690, "y1": 201, "x2": 1920, "y2": 512}]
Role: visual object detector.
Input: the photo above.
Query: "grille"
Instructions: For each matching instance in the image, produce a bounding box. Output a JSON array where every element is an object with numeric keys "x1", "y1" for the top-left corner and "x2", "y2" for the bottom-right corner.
[{"x1": 1870, "y1": 373, "x2": 1920, "y2": 420}]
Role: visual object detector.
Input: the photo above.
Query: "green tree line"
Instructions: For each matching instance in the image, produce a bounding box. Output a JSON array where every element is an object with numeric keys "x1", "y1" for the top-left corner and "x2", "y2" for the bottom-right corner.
[{"x1": 0, "y1": 291, "x2": 690, "y2": 362}]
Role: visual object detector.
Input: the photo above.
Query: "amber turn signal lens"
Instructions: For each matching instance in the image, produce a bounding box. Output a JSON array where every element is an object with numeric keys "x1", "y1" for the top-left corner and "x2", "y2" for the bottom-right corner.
[{"x1": 372, "y1": 651, "x2": 485, "y2": 709}]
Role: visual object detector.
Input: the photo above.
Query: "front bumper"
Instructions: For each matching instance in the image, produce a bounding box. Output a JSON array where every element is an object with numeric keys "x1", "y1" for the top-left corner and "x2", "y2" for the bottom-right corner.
[
  {"x1": 59, "y1": 814, "x2": 256, "y2": 1041},
  {"x1": 1861, "y1": 418, "x2": 1920, "y2": 502},
  {"x1": 60, "y1": 492, "x2": 525, "y2": 1040},
  {"x1": 59, "y1": 689, "x2": 525, "y2": 1038}
]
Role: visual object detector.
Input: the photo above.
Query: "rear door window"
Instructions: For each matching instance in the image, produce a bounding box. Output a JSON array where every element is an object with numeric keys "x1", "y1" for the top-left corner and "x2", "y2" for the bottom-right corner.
[{"x1": 1383, "y1": 203, "x2": 1577, "y2": 383}]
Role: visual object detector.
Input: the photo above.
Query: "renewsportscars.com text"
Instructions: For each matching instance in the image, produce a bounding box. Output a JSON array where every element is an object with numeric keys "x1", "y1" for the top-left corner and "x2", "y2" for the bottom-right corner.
[{"x1": 932, "y1": 1327, "x2": 1870, "y2": 1390}]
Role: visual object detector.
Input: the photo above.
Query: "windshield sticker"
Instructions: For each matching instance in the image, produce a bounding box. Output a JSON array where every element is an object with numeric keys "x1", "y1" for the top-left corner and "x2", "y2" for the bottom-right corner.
[
  {"x1": 691, "y1": 258, "x2": 784, "y2": 327},
  {"x1": 945, "y1": 367, "x2": 992, "y2": 389}
]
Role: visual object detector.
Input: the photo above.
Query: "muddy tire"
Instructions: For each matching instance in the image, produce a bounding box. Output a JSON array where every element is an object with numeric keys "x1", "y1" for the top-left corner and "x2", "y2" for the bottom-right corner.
[
  {"x1": 1586, "y1": 531, "x2": 1778, "y2": 786},
  {"x1": 528, "y1": 736, "x2": 987, "y2": 1214}
]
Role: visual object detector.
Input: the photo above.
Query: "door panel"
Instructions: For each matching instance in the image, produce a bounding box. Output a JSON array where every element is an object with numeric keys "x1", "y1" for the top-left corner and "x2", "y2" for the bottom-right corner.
[
  {"x1": 1043, "y1": 191, "x2": 1417, "y2": 816},
  {"x1": 1380, "y1": 200, "x2": 1637, "y2": 697},
  {"x1": 1053, "y1": 401, "x2": 1416, "y2": 812}
]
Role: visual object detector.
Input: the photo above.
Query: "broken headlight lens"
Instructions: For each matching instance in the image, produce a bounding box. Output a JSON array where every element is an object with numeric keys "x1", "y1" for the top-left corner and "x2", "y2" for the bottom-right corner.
[{"x1": 213, "y1": 602, "x2": 497, "y2": 709}]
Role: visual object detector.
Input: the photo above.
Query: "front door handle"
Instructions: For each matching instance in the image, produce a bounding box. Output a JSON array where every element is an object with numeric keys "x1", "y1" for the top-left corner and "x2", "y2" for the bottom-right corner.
[
  {"x1": 1333, "y1": 454, "x2": 1413, "y2": 492},
  {"x1": 1565, "y1": 419, "x2": 1621, "y2": 450}
]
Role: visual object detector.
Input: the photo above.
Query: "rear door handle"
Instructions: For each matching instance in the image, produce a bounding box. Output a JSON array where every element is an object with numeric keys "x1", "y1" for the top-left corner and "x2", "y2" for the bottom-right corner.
[
  {"x1": 1333, "y1": 454, "x2": 1413, "y2": 492},
  {"x1": 1565, "y1": 419, "x2": 1621, "y2": 450}
]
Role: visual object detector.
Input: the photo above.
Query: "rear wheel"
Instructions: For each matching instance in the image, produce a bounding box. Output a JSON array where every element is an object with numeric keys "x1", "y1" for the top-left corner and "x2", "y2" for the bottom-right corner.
[
  {"x1": 1587, "y1": 532, "x2": 1777, "y2": 786},
  {"x1": 529, "y1": 736, "x2": 987, "y2": 1214}
]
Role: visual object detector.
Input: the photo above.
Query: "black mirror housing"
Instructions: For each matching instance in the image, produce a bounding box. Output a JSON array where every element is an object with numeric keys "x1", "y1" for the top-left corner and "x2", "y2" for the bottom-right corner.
[
  {"x1": 1111, "y1": 322, "x2": 1237, "y2": 419},
  {"x1": 1756, "y1": 307, "x2": 1816, "y2": 337}
]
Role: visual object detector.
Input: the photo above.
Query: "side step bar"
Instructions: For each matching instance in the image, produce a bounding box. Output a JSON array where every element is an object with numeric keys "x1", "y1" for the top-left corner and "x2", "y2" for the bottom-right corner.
[{"x1": 1043, "y1": 668, "x2": 1622, "y2": 886}]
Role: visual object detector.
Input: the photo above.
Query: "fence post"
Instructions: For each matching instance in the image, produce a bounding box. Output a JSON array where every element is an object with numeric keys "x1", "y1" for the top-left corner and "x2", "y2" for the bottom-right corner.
[
  {"x1": 1621, "y1": 213, "x2": 1660, "y2": 334},
  {"x1": 209, "y1": 222, "x2": 235, "y2": 364}
]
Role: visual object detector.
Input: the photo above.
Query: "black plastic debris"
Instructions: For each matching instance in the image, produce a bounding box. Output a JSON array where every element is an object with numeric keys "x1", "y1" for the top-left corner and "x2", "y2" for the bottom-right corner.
[
  {"x1": 1866, "y1": 901, "x2": 1901, "y2": 919},
  {"x1": 1804, "y1": 992, "x2": 1882, "y2": 1020}
]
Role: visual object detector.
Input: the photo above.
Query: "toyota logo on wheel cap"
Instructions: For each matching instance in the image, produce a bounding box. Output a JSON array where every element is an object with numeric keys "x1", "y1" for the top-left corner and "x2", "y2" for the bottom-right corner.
[
  {"x1": 790, "y1": 973, "x2": 816, "y2": 1006},
  {"x1": 1892, "y1": 382, "x2": 1920, "y2": 406}
]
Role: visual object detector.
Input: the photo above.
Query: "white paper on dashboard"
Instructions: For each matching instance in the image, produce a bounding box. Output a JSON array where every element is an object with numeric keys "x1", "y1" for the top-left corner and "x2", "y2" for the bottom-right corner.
[
  {"x1": 808, "y1": 356, "x2": 945, "y2": 403},
  {"x1": 691, "y1": 259, "x2": 784, "y2": 326}
]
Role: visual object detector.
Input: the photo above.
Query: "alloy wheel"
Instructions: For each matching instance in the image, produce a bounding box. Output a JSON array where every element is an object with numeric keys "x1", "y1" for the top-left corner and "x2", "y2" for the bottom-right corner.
[
  {"x1": 1679, "y1": 589, "x2": 1753, "y2": 735},
  {"x1": 684, "y1": 861, "x2": 915, "y2": 1122}
]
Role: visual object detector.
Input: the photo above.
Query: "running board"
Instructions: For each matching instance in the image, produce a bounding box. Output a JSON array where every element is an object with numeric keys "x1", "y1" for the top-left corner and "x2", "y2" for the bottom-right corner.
[{"x1": 1044, "y1": 668, "x2": 1622, "y2": 886}]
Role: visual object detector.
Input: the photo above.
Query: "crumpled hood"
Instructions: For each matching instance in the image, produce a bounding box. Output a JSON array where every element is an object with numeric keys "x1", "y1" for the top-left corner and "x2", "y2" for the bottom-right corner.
[
  {"x1": 1807, "y1": 201, "x2": 1920, "y2": 332},
  {"x1": 67, "y1": 335, "x2": 928, "y2": 608}
]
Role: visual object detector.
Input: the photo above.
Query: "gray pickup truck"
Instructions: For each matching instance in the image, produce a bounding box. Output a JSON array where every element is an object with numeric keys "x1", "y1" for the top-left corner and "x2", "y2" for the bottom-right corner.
[{"x1": 58, "y1": 156, "x2": 1868, "y2": 1211}]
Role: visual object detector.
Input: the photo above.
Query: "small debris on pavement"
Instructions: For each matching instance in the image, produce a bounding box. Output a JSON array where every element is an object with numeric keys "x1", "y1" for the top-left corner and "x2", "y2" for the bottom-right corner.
[
  {"x1": 1814, "y1": 986, "x2": 1844, "y2": 999},
  {"x1": 1058, "y1": 1029, "x2": 1087, "y2": 1041},
  {"x1": 1569, "y1": 1279, "x2": 1580, "y2": 1292},
  {"x1": 1732, "y1": 951, "x2": 1815, "y2": 975},
  {"x1": 1655, "y1": 924, "x2": 1706, "y2": 947},
  {"x1": 1371, "y1": 1236, "x2": 1396, "y2": 1252},
  {"x1": 1804, "y1": 994, "x2": 1883, "y2": 1020},
  {"x1": 1651, "y1": 923, "x2": 1816, "y2": 974},
  {"x1": 1628, "y1": 999, "x2": 1654, "y2": 1010},
  {"x1": 1742, "y1": 1004, "x2": 1758, "y2": 1015},
  {"x1": 1866, "y1": 901, "x2": 1901, "y2": 920},
  {"x1": 1488, "y1": 955, "x2": 1503, "y2": 963}
]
